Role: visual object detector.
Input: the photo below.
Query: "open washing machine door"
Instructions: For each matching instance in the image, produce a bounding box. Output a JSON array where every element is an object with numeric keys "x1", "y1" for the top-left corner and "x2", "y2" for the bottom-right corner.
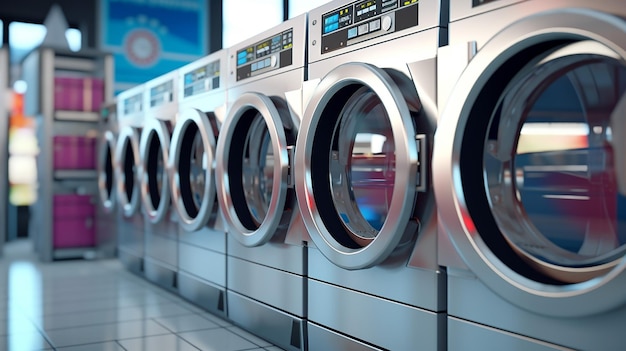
[
  {"x1": 216, "y1": 92, "x2": 297, "y2": 247},
  {"x1": 139, "y1": 118, "x2": 171, "y2": 224},
  {"x1": 295, "y1": 62, "x2": 431, "y2": 270},
  {"x1": 98, "y1": 130, "x2": 116, "y2": 213},
  {"x1": 434, "y1": 8, "x2": 626, "y2": 317},
  {"x1": 168, "y1": 108, "x2": 220, "y2": 232},
  {"x1": 115, "y1": 126, "x2": 141, "y2": 218}
]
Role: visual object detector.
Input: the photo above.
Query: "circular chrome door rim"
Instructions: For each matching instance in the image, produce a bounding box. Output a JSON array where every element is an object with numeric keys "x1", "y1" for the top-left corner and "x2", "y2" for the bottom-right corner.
[
  {"x1": 490, "y1": 40, "x2": 625, "y2": 272},
  {"x1": 168, "y1": 108, "x2": 217, "y2": 232},
  {"x1": 295, "y1": 62, "x2": 419, "y2": 269},
  {"x1": 216, "y1": 92, "x2": 290, "y2": 247},
  {"x1": 98, "y1": 130, "x2": 116, "y2": 213},
  {"x1": 433, "y1": 8, "x2": 626, "y2": 317},
  {"x1": 139, "y1": 118, "x2": 171, "y2": 224},
  {"x1": 114, "y1": 126, "x2": 141, "y2": 218}
]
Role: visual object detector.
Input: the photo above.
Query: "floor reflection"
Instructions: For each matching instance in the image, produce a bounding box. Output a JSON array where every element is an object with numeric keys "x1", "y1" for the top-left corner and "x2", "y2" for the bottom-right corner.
[{"x1": 9, "y1": 261, "x2": 43, "y2": 350}]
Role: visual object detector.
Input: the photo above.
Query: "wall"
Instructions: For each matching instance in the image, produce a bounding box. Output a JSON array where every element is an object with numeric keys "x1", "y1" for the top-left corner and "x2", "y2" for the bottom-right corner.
[
  {"x1": 0, "y1": 0, "x2": 222, "y2": 52},
  {"x1": 0, "y1": 0, "x2": 97, "y2": 48}
]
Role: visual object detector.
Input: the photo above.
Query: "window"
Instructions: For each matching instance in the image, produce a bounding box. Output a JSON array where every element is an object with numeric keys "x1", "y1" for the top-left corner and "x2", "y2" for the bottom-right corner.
[
  {"x1": 65, "y1": 28, "x2": 82, "y2": 52},
  {"x1": 288, "y1": 0, "x2": 332, "y2": 18},
  {"x1": 9, "y1": 22, "x2": 81, "y2": 62},
  {"x1": 223, "y1": 0, "x2": 283, "y2": 48}
]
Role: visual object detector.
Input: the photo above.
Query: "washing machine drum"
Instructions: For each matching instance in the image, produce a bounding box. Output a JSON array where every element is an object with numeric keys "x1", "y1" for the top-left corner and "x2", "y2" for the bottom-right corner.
[
  {"x1": 114, "y1": 126, "x2": 141, "y2": 218},
  {"x1": 216, "y1": 92, "x2": 296, "y2": 247},
  {"x1": 139, "y1": 118, "x2": 171, "y2": 224},
  {"x1": 98, "y1": 130, "x2": 116, "y2": 213},
  {"x1": 435, "y1": 9, "x2": 626, "y2": 317},
  {"x1": 169, "y1": 108, "x2": 219, "y2": 232},
  {"x1": 295, "y1": 62, "x2": 431, "y2": 270}
]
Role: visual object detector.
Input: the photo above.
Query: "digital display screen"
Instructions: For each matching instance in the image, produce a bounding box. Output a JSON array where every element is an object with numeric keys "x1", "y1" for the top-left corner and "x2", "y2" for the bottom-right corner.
[
  {"x1": 123, "y1": 93, "x2": 143, "y2": 115},
  {"x1": 236, "y1": 29, "x2": 293, "y2": 68},
  {"x1": 183, "y1": 60, "x2": 221, "y2": 97},
  {"x1": 320, "y1": 0, "x2": 418, "y2": 54},
  {"x1": 354, "y1": 0, "x2": 379, "y2": 22},
  {"x1": 235, "y1": 28, "x2": 295, "y2": 81},
  {"x1": 150, "y1": 80, "x2": 173, "y2": 107},
  {"x1": 322, "y1": 6, "x2": 352, "y2": 34},
  {"x1": 381, "y1": 0, "x2": 399, "y2": 12}
]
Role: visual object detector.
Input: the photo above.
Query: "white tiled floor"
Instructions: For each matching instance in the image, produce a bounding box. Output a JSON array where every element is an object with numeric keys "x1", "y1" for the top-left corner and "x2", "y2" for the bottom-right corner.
[{"x1": 0, "y1": 240, "x2": 283, "y2": 351}]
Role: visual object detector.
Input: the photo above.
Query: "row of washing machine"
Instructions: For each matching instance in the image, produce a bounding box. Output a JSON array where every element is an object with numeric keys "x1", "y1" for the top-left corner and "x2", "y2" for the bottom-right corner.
[{"x1": 97, "y1": 0, "x2": 626, "y2": 350}]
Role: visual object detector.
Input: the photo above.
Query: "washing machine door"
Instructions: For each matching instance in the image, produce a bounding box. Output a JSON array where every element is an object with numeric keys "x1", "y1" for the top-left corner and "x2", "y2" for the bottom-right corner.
[
  {"x1": 169, "y1": 108, "x2": 219, "y2": 232},
  {"x1": 435, "y1": 9, "x2": 626, "y2": 317},
  {"x1": 295, "y1": 62, "x2": 429, "y2": 270},
  {"x1": 139, "y1": 118, "x2": 171, "y2": 224},
  {"x1": 98, "y1": 130, "x2": 116, "y2": 213},
  {"x1": 216, "y1": 92, "x2": 296, "y2": 247},
  {"x1": 114, "y1": 126, "x2": 141, "y2": 218}
]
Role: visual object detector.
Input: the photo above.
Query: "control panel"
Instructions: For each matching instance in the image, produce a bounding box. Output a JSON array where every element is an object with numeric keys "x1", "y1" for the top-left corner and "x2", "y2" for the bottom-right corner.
[
  {"x1": 235, "y1": 28, "x2": 294, "y2": 82},
  {"x1": 183, "y1": 59, "x2": 221, "y2": 97},
  {"x1": 150, "y1": 80, "x2": 174, "y2": 108},
  {"x1": 123, "y1": 92, "x2": 143, "y2": 116},
  {"x1": 321, "y1": 0, "x2": 419, "y2": 54}
]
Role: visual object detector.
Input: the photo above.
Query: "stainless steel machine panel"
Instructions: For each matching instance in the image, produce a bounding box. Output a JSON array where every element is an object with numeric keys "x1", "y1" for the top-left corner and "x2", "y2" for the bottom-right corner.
[
  {"x1": 174, "y1": 49, "x2": 229, "y2": 318},
  {"x1": 296, "y1": 1, "x2": 447, "y2": 349},
  {"x1": 435, "y1": 1, "x2": 626, "y2": 349},
  {"x1": 140, "y1": 69, "x2": 179, "y2": 292},
  {"x1": 227, "y1": 256, "x2": 305, "y2": 316},
  {"x1": 226, "y1": 292, "x2": 304, "y2": 351},
  {"x1": 448, "y1": 317, "x2": 572, "y2": 351},
  {"x1": 308, "y1": 278, "x2": 445, "y2": 351},
  {"x1": 307, "y1": 323, "x2": 383, "y2": 351},
  {"x1": 178, "y1": 242, "x2": 226, "y2": 286},
  {"x1": 115, "y1": 83, "x2": 146, "y2": 275},
  {"x1": 178, "y1": 271, "x2": 226, "y2": 315},
  {"x1": 219, "y1": 15, "x2": 308, "y2": 351},
  {"x1": 96, "y1": 101, "x2": 118, "y2": 258}
]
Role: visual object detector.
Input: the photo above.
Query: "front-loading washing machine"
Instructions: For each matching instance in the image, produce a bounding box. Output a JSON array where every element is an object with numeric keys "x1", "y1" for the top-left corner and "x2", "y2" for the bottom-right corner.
[
  {"x1": 435, "y1": 1, "x2": 626, "y2": 350},
  {"x1": 115, "y1": 84, "x2": 146, "y2": 275},
  {"x1": 169, "y1": 50, "x2": 228, "y2": 318},
  {"x1": 295, "y1": 1, "x2": 447, "y2": 350},
  {"x1": 96, "y1": 101, "x2": 118, "y2": 259},
  {"x1": 216, "y1": 14, "x2": 307, "y2": 351},
  {"x1": 139, "y1": 69, "x2": 179, "y2": 292}
]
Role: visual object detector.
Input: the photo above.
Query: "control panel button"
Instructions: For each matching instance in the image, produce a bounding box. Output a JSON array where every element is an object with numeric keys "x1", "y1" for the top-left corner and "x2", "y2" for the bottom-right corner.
[
  {"x1": 358, "y1": 23, "x2": 369, "y2": 36},
  {"x1": 271, "y1": 55, "x2": 278, "y2": 67},
  {"x1": 369, "y1": 18, "x2": 381, "y2": 32},
  {"x1": 348, "y1": 27, "x2": 358, "y2": 39},
  {"x1": 382, "y1": 15, "x2": 392, "y2": 31}
]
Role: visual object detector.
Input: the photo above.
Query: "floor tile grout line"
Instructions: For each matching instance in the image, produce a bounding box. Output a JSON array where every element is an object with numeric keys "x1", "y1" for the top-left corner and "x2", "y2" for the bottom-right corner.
[
  {"x1": 27, "y1": 300, "x2": 198, "y2": 321},
  {"x1": 174, "y1": 331, "x2": 209, "y2": 351},
  {"x1": 34, "y1": 313, "x2": 184, "y2": 333},
  {"x1": 115, "y1": 339, "x2": 129, "y2": 351},
  {"x1": 2, "y1": 242, "x2": 281, "y2": 351},
  {"x1": 50, "y1": 330, "x2": 174, "y2": 349},
  {"x1": 150, "y1": 314, "x2": 225, "y2": 335},
  {"x1": 31, "y1": 294, "x2": 184, "y2": 309},
  {"x1": 222, "y1": 326, "x2": 274, "y2": 349}
]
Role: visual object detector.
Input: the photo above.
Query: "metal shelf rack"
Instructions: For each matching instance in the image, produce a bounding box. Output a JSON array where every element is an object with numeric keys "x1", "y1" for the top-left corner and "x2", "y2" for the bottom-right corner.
[{"x1": 22, "y1": 47, "x2": 113, "y2": 261}]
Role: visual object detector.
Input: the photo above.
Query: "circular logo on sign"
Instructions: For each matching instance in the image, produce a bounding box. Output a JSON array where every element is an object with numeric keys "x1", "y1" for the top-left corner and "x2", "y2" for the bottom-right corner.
[{"x1": 124, "y1": 29, "x2": 160, "y2": 67}]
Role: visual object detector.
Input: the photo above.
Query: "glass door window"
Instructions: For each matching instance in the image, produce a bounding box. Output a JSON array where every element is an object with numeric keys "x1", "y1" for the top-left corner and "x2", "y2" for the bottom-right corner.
[{"x1": 479, "y1": 48, "x2": 626, "y2": 283}]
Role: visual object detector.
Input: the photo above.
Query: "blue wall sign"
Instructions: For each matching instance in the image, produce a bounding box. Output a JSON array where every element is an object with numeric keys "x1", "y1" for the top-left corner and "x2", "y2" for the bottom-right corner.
[{"x1": 100, "y1": 0, "x2": 207, "y2": 92}]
